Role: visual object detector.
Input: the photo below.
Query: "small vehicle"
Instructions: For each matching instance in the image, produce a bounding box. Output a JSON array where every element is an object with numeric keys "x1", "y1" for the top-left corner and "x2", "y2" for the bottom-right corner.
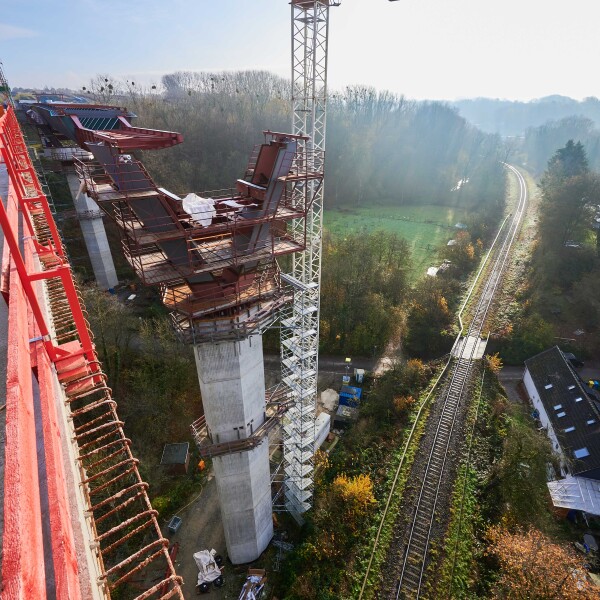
[{"x1": 194, "y1": 549, "x2": 223, "y2": 594}]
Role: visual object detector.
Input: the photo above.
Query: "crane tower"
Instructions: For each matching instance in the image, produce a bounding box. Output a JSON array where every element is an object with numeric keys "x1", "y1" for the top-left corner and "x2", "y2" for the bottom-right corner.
[{"x1": 281, "y1": 0, "x2": 337, "y2": 517}]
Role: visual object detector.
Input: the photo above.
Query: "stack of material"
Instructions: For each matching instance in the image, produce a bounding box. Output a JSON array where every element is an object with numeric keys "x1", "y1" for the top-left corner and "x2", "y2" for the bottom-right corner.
[{"x1": 239, "y1": 568, "x2": 267, "y2": 599}]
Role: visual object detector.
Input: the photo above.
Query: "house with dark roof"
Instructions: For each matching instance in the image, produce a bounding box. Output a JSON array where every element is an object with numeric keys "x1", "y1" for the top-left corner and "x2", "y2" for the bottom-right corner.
[{"x1": 523, "y1": 346, "x2": 600, "y2": 515}]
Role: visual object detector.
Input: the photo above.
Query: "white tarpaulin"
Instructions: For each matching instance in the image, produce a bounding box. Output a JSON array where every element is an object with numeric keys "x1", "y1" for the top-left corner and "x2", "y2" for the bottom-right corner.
[
  {"x1": 182, "y1": 193, "x2": 215, "y2": 227},
  {"x1": 193, "y1": 549, "x2": 221, "y2": 585},
  {"x1": 320, "y1": 389, "x2": 339, "y2": 412}
]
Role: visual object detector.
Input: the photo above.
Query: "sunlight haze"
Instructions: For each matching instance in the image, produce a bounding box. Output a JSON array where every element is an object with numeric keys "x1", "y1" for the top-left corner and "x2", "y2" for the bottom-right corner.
[{"x1": 2, "y1": 0, "x2": 598, "y2": 101}]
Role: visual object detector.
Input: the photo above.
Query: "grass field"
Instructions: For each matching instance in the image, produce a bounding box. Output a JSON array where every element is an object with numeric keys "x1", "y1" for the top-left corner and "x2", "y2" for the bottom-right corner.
[{"x1": 324, "y1": 203, "x2": 473, "y2": 278}]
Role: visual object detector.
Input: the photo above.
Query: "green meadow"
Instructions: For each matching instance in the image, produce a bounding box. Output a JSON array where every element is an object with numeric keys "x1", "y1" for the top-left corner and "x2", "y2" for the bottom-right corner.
[{"x1": 324, "y1": 203, "x2": 473, "y2": 278}]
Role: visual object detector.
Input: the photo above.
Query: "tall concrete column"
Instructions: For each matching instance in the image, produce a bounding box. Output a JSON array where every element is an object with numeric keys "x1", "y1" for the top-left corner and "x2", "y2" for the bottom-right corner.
[
  {"x1": 65, "y1": 170, "x2": 118, "y2": 290},
  {"x1": 194, "y1": 335, "x2": 273, "y2": 564}
]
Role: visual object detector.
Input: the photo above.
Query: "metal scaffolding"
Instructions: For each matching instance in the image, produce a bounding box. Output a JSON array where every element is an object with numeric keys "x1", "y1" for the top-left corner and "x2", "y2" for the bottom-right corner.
[{"x1": 281, "y1": 0, "x2": 335, "y2": 517}]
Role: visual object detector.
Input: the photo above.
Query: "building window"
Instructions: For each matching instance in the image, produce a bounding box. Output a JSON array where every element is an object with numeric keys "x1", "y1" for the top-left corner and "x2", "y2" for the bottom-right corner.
[
  {"x1": 574, "y1": 448, "x2": 590, "y2": 459},
  {"x1": 545, "y1": 384, "x2": 553, "y2": 390},
  {"x1": 587, "y1": 419, "x2": 596, "y2": 426},
  {"x1": 564, "y1": 426, "x2": 576, "y2": 433},
  {"x1": 553, "y1": 404, "x2": 563, "y2": 410},
  {"x1": 576, "y1": 397, "x2": 583, "y2": 402},
  {"x1": 568, "y1": 385, "x2": 576, "y2": 390},
  {"x1": 557, "y1": 412, "x2": 566, "y2": 418}
]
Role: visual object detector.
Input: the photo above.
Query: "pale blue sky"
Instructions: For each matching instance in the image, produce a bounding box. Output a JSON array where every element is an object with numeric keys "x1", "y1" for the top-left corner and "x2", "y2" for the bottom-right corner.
[{"x1": 2, "y1": 0, "x2": 599, "y2": 101}]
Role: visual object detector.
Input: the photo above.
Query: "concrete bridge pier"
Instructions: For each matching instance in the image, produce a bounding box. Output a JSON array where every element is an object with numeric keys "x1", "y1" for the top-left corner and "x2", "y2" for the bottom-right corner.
[
  {"x1": 65, "y1": 170, "x2": 118, "y2": 290},
  {"x1": 194, "y1": 335, "x2": 273, "y2": 564}
]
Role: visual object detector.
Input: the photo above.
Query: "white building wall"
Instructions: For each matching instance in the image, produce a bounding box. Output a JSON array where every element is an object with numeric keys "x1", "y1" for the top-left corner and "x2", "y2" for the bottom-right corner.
[{"x1": 523, "y1": 367, "x2": 568, "y2": 474}]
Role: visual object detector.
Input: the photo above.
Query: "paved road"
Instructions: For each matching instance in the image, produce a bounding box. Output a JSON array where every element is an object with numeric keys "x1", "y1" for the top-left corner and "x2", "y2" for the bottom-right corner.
[
  {"x1": 264, "y1": 353, "x2": 377, "y2": 372},
  {"x1": 164, "y1": 473, "x2": 226, "y2": 598}
]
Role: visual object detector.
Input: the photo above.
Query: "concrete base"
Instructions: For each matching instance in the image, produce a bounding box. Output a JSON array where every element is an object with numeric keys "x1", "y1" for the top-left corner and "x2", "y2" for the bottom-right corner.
[
  {"x1": 194, "y1": 336, "x2": 273, "y2": 564},
  {"x1": 65, "y1": 171, "x2": 118, "y2": 290},
  {"x1": 452, "y1": 335, "x2": 487, "y2": 360},
  {"x1": 213, "y1": 443, "x2": 273, "y2": 563}
]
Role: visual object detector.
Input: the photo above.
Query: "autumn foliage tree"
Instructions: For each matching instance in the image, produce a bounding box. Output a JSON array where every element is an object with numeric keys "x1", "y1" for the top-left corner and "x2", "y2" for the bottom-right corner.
[
  {"x1": 485, "y1": 352, "x2": 503, "y2": 374},
  {"x1": 443, "y1": 229, "x2": 480, "y2": 272},
  {"x1": 332, "y1": 473, "x2": 376, "y2": 527},
  {"x1": 487, "y1": 526, "x2": 598, "y2": 599},
  {"x1": 393, "y1": 394, "x2": 416, "y2": 418},
  {"x1": 404, "y1": 277, "x2": 455, "y2": 359}
]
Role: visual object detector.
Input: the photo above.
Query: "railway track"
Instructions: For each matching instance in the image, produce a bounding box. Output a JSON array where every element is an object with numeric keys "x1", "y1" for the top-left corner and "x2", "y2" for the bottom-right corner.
[{"x1": 370, "y1": 165, "x2": 528, "y2": 599}]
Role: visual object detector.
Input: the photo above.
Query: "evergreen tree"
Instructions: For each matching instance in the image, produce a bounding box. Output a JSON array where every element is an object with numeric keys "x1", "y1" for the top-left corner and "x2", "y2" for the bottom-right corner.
[{"x1": 546, "y1": 139, "x2": 589, "y2": 180}]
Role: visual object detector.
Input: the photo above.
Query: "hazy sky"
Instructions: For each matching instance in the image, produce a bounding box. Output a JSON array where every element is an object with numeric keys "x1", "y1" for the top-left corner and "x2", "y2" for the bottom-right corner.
[{"x1": 2, "y1": 0, "x2": 598, "y2": 101}]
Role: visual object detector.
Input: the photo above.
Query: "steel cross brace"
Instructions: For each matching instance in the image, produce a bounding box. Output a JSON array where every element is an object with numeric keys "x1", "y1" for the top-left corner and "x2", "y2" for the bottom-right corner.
[{"x1": 0, "y1": 109, "x2": 95, "y2": 365}]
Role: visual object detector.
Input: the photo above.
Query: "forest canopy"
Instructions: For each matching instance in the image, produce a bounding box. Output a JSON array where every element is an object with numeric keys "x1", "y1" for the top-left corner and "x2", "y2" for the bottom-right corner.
[
  {"x1": 112, "y1": 70, "x2": 508, "y2": 218},
  {"x1": 78, "y1": 70, "x2": 508, "y2": 356}
]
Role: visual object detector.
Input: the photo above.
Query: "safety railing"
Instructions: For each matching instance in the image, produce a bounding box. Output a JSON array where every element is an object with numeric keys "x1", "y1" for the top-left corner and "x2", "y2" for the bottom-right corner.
[
  {"x1": 0, "y1": 107, "x2": 184, "y2": 600},
  {"x1": 190, "y1": 399, "x2": 294, "y2": 459}
]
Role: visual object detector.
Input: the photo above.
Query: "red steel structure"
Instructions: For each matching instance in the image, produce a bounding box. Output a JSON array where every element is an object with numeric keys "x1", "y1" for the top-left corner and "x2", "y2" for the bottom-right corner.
[
  {"x1": 29, "y1": 103, "x2": 322, "y2": 347},
  {"x1": 0, "y1": 106, "x2": 183, "y2": 599},
  {"x1": 73, "y1": 129, "x2": 322, "y2": 345},
  {"x1": 29, "y1": 103, "x2": 182, "y2": 151}
]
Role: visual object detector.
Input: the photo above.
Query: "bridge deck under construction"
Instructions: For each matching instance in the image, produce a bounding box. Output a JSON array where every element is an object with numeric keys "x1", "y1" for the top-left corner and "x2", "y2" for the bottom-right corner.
[{"x1": 0, "y1": 107, "x2": 184, "y2": 600}]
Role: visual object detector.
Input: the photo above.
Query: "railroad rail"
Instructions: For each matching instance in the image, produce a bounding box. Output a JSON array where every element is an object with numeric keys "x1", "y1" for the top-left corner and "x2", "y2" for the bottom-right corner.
[{"x1": 393, "y1": 164, "x2": 528, "y2": 599}]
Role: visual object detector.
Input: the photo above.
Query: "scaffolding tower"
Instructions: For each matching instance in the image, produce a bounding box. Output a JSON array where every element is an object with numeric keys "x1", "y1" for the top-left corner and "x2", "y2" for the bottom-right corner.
[{"x1": 281, "y1": 0, "x2": 336, "y2": 517}]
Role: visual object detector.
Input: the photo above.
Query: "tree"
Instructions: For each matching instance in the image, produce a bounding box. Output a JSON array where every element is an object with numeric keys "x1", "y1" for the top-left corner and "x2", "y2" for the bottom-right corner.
[
  {"x1": 485, "y1": 352, "x2": 503, "y2": 374},
  {"x1": 332, "y1": 473, "x2": 376, "y2": 526},
  {"x1": 82, "y1": 286, "x2": 137, "y2": 387},
  {"x1": 524, "y1": 119, "x2": 597, "y2": 175},
  {"x1": 404, "y1": 278, "x2": 454, "y2": 358},
  {"x1": 546, "y1": 139, "x2": 589, "y2": 180},
  {"x1": 487, "y1": 525, "x2": 597, "y2": 599},
  {"x1": 393, "y1": 394, "x2": 416, "y2": 420},
  {"x1": 538, "y1": 171, "x2": 600, "y2": 251},
  {"x1": 319, "y1": 230, "x2": 410, "y2": 354},
  {"x1": 494, "y1": 406, "x2": 556, "y2": 524},
  {"x1": 443, "y1": 230, "x2": 478, "y2": 272},
  {"x1": 84, "y1": 74, "x2": 123, "y2": 104}
]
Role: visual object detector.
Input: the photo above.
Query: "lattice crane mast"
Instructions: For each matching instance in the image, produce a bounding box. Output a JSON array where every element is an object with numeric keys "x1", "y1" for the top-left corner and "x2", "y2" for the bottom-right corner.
[
  {"x1": 281, "y1": 0, "x2": 400, "y2": 518},
  {"x1": 280, "y1": 0, "x2": 339, "y2": 518}
]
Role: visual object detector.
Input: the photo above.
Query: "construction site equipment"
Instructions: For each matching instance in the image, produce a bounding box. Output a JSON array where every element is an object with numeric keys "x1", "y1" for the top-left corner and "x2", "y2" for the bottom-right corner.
[
  {"x1": 28, "y1": 103, "x2": 323, "y2": 341},
  {"x1": 279, "y1": 0, "x2": 338, "y2": 519},
  {"x1": 239, "y1": 568, "x2": 267, "y2": 600},
  {"x1": 27, "y1": 103, "x2": 182, "y2": 150},
  {"x1": 167, "y1": 516, "x2": 182, "y2": 534},
  {"x1": 193, "y1": 549, "x2": 223, "y2": 591},
  {"x1": 28, "y1": 98, "x2": 326, "y2": 562}
]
